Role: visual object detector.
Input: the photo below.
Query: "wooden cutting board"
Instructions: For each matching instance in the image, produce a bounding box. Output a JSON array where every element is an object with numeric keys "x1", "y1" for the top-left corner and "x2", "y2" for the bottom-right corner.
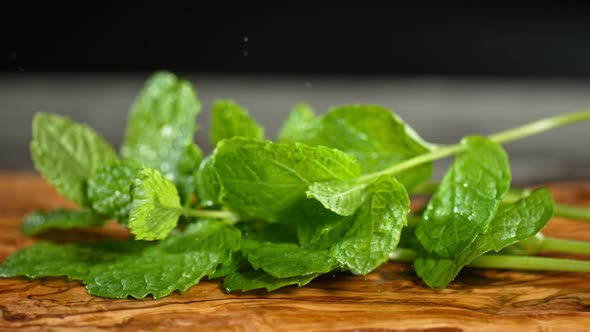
[{"x1": 1, "y1": 173, "x2": 589, "y2": 331}]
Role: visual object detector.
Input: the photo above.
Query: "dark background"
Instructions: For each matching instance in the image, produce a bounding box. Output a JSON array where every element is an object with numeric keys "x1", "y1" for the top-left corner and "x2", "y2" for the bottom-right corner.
[
  {"x1": 4, "y1": 6, "x2": 590, "y2": 77},
  {"x1": 2, "y1": 7, "x2": 590, "y2": 183}
]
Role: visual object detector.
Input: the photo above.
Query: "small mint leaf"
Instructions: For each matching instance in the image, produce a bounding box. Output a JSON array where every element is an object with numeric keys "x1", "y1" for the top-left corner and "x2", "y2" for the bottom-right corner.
[{"x1": 128, "y1": 167, "x2": 182, "y2": 240}]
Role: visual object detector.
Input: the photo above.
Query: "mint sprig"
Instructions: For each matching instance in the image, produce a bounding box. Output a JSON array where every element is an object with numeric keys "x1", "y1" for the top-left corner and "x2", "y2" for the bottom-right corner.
[{"x1": 3, "y1": 71, "x2": 590, "y2": 299}]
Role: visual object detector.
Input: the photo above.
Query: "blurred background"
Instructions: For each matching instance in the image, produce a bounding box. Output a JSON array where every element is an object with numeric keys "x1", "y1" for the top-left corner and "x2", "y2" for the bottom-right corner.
[{"x1": 2, "y1": 6, "x2": 590, "y2": 185}]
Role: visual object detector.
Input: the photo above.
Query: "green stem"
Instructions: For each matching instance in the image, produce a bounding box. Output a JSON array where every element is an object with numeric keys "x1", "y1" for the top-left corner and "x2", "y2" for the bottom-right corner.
[
  {"x1": 180, "y1": 208, "x2": 239, "y2": 221},
  {"x1": 389, "y1": 248, "x2": 590, "y2": 272},
  {"x1": 366, "y1": 110, "x2": 590, "y2": 181},
  {"x1": 388, "y1": 248, "x2": 417, "y2": 262},
  {"x1": 360, "y1": 144, "x2": 460, "y2": 181},
  {"x1": 468, "y1": 255, "x2": 590, "y2": 272},
  {"x1": 554, "y1": 204, "x2": 590, "y2": 221},
  {"x1": 518, "y1": 234, "x2": 590, "y2": 256},
  {"x1": 487, "y1": 110, "x2": 590, "y2": 145}
]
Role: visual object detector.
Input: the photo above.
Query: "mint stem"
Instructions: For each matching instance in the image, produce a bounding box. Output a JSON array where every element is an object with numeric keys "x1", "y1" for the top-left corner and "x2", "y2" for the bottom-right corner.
[
  {"x1": 389, "y1": 248, "x2": 590, "y2": 272},
  {"x1": 180, "y1": 208, "x2": 239, "y2": 221},
  {"x1": 468, "y1": 255, "x2": 590, "y2": 272},
  {"x1": 553, "y1": 204, "x2": 590, "y2": 222},
  {"x1": 487, "y1": 110, "x2": 590, "y2": 145},
  {"x1": 517, "y1": 234, "x2": 590, "y2": 256},
  {"x1": 366, "y1": 110, "x2": 590, "y2": 181}
]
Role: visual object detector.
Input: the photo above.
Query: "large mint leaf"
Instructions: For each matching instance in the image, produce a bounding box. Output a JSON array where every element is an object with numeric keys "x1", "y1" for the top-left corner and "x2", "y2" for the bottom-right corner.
[
  {"x1": 302, "y1": 105, "x2": 433, "y2": 190},
  {"x1": 87, "y1": 162, "x2": 141, "y2": 224},
  {"x1": 120, "y1": 71, "x2": 202, "y2": 199},
  {"x1": 0, "y1": 241, "x2": 148, "y2": 281},
  {"x1": 416, "y1": 136, "x2": 511, "y2": 257},
  {"x1": 195, "y1": 155, "x2": 221, "y2": 207},
  {"x1": 86, "y1": 220, "x2": 241, "y2": 299},
  {"x1": 31, "y1": 113, "x2": 118, "y2": 205},
  {"x1": 330, "y1": 176, "x2": 409, "y2": 274},
  {"x1": 306, "y1": 178, "x2": 369, "y2": 216},
  {"x1": 224, "y1": 269, "x2": 320, "y2": 292},
  {"x1": 245, "y1": 242, "x2": 337, "y2": 278},
  {"x1": 21, "y1": 209, "x2": 107, "y2": 236},
  {"x1": 210, "y1": 99, "x2": 264, "y2": 145},
  {"x1": 128, "y1": 167, "x2": 182, "y2": 240},
  {"x1": 295, "y1": 204, "x2": 350, "y2": 249},
  {"x1": 277, "y1": 103, "x2": 317, "y2": 143},
  {"x1": 415, "y1": 188, "x2": 554, "y2": 288},
  {"x1": 208, "y1": 252, "x2": 247, "y2": 280},
  {"x1": 1, "y1": 221, "x2": 241, "y2": 299},
  {"x1": 213, "y1": 138, "x2": 361, "y2": 221}
]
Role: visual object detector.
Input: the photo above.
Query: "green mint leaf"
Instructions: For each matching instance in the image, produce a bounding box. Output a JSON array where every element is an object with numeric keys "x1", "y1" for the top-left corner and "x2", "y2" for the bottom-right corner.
[
  {"x1": 416, "y1": 136, "x2": 511, "y2": 257},
  {"x1": 245, "y1": 242, "x2": 337, "y2": 278},
  {"x1": 331, "y1": 176, "x2": 409, "y2": 275},
  {"x1": 120, "y1": 71, "x2": 202, "y2": 200},
  {"x1": 295, "y1": 205, "x2": 349, "y2": 249},
  {"x1": 238, "y1": 220, "x2": 299, "y2": 244},
  {"x1": 30, "y1": 113, "x2": 118, "y2": 205},
  {"x1": 208, "y1": 252, "x2": 247, "y2": 280},
  {"x1": 21, "y1": 209, "x2": 107, "y2": 236},
  {"x1": 195, "y1": 155, "x2": 221, "y2": 207},
  {"x1": 210, "y1": 99, "x2": 264, "y2": 145},
  {"x1": 0, "y1": 241, "x2": 148, "y2": 281},
  {"x1": 302, "y1": 105, "x2": 433, "y2": 190},
  {"x1": 213, "y1": 138, "x2": 361, "y2": 221},
  {"x1": 306, "y1": 178, "x2": 368, "y2": 216},
  {"x1": 87, "y1": 162, "x2": 141, "y2": 224},
  {"x1": 2, "y1": 220, "x2": 241, "y2": 299},
  {"x1": 277, "y1": 103, "x2": 317, "y2": 143},
  {"x1": 224, "y1": 268, "x2": 320, "y2": 292},
  {"x1": 128, "y1": 167, "x2": 182, "y2": 240},
  {"x1": 86, "y1": 220, "x2": 241, "y2": 299},
  {"x1": 415, "y1": 188, "x2": 554, "y2": 288},
  {"x1": 175, "y1": 143, "x2": 203, "y2": 203}
]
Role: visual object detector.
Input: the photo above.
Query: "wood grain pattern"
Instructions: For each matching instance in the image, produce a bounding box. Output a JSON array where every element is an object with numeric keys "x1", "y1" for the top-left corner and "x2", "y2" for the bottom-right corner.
[{"x1": 1, "y1": 173, "x2": 590, "y2": 331}]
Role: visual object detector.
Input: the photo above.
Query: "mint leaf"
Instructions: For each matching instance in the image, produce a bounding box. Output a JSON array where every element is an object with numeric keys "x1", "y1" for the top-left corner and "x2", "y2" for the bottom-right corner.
[
  {"x1": 208, "y1": 252, "x2": 247, "y2": 279},
  {"x1": 224, "y1": 269, "x2": 320, "y2": 292},
  {"x1": 21, "y1": 209, "x2": 107, "y2": 236},
  {"x1": 416, "y1": 136, "x2": 511, "y2": 257},
  {"x1": 120, "y1": 71, "x2": 202, "y2": 200},
  {"x1": 1, "y1": 220, "x2": 241, "y2": 299},
  {"x1": 245, "y1": 242, "x2": 337, "y2": 278},
  {"x1": 415, "y1": 188, "x2": 554, "y2": 288},
  {"x1": 30, "y1": 113, "x2": 118, "y2": 205},
  {"x1": 87, "y1": 162, "x2": 141, "y2": 224},
  {"x1": 87, "y1": 220, "x2": 241, "y2": 299},
  {"x1": 175, "y1": 143, "x2": 203, "y2": 202},
  {"x1": 306, "y1": 178, "x2": 368, "y2": 216},
  {"x1": 295, "y1": 205, "x2": 349, "y2": 249},
  {"x1": 0, "y1": 241, "x2": 148, "y2": 281},
  {"x1": 210, "y1": 99, "x2": 264, "y2": 145},
  {"x1": 195, "y1": 155, "x2": 221, "y2": 207},
  {"x1": 302, "y1": 105, "x2": 433, "y2": 190},
  {"x1": 277, "y1": 103, "x2": 317, "y2": 143},
  {"x1": 213, "y1": 138, "x2": 361, "y2": 221},
  {"x1": 128, "y1": 167, "x2": 182, "y2": 240},
  {"x1": 330, "y1": 176, "x2": 409, "y2": 274}
]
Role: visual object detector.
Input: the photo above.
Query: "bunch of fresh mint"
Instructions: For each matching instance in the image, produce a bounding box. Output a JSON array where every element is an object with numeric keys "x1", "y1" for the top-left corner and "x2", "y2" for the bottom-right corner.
[{"x1": 2, "y1": 71, "x2": 590, "y2": 299}]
